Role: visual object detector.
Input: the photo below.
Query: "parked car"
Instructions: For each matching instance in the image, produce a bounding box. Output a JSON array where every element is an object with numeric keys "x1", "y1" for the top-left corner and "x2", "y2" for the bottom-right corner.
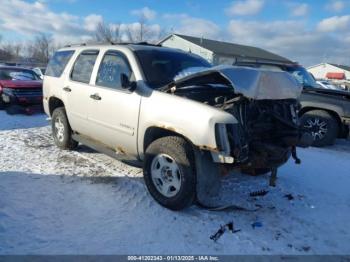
[
  {"x1": 0, "y1": 66, "x2": 43, "y2": 114},
  {"x1": 32, "y1": 67, "x2": 46, "y2": 80},
  {"x1": 234, "y1": 61, "x2": 350, "y2": 147},
  {"x1": 316, "y1": 80, "x2": 341, "y2": 90},
  {"x1": 43, "y1": 43, "x2": 309, "y2": 210}
]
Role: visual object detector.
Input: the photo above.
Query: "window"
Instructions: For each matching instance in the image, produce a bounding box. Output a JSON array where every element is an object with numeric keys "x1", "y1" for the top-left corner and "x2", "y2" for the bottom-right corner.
[
  {"x1": 134, "y1": 49, "x2": 211, "y2": 89},
  {"x1": 96, "y1": 51, "x2": 132, "y2": 89},
  {"x1": 71, "y1": 50, "x2": 99, "y2": 84},
  {"x1": 46, "y1": 50, "x2": 74, "y2": 77},
  {"x1": 0, "y1": 68, "x2": 40, "y2": 81}
]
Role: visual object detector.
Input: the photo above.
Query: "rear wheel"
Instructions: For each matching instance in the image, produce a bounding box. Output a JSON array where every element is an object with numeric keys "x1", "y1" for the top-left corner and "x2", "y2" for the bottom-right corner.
[
  {"x1": 51, "y1": 107, "x2": 78, "y2": 150},
  {"x1": 300, "y1": 110, "x2": 338, "y2": 147},
  {"x1": 143, "y1": 136, "x2": 196, "y2": 210}
]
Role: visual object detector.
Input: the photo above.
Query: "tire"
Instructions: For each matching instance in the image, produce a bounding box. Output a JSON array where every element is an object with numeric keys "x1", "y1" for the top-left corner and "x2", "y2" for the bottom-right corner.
[
  {"x1": 5, "y1": 107, "x2": 18, "y2": 115},
  {"x1": 300, "y1": 110, "x2": 338, "y2": 147},
  {"x1": 143, "y1": 136, "x2": 196, "y2": 210},
  {"x1": 51, "y1": 107, "x2": 78, "y2": 150},
  {"x1": 241, "y1": 168, "x2": 271, "y2": 176},
  {"x1": 0, "y1": 98, "x2": 5, "y2": 110}
]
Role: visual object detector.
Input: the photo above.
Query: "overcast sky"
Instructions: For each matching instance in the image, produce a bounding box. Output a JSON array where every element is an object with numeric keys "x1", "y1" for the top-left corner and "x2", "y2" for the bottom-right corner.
[{"x1": 1, "y1": 0, "x2": 350, "y2": 66}]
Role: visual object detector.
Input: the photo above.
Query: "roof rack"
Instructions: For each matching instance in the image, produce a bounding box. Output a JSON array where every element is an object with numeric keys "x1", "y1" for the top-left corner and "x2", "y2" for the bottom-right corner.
[
  {"x1": 64, "y1": 43, "x2": 87, "y2": 48},
  {"x1": 63, "y1": 41, "x2": 161, "y2": 48}
]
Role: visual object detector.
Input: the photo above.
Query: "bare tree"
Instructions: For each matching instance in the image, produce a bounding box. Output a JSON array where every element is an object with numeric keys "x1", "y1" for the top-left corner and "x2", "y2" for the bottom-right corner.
[
  {"x1": 13, "y1": 42, "x2": 22, "y2": 58},
  {"x1": 95, "y1": 21, "x2": 122, "y2": 43},
  {"x1": 126, "y1": 18, "x2": 151, "y2": 43},
  {"x1": 27, "y1": 34, "x2": 53, "y2": 63}
]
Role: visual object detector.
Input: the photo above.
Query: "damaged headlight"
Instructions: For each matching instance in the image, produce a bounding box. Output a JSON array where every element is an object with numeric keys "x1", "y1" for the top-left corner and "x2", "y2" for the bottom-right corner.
[{"x1": 215, "y1": 123, "x2": 231, "y2": 154}]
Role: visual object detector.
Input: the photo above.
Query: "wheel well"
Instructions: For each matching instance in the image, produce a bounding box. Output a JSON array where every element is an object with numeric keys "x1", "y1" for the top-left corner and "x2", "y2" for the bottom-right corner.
[
  {"x1": 48, "y1": 97, "x2": 64, "y2": 116},
  {"x1": 299, "y1": 107, "x2": 343, "y2": 137},
  {"x1": 143, "y1": 126, "x2": 189, "y2": 152}
]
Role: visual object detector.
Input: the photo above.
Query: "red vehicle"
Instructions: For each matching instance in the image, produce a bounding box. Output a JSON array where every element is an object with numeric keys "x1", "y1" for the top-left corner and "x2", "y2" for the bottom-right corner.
[{"x1": 0, "y1": 66, "x2": 43, "y2": 114}]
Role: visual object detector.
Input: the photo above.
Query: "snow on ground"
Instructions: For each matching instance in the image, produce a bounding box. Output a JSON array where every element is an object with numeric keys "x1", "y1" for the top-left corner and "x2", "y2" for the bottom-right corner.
[{"x1": 0, "y1": 110, "x2": 350, "y2": 255}]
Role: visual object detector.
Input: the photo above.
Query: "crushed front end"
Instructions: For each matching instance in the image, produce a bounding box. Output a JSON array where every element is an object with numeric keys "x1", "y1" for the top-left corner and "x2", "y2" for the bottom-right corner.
[
  {"x1": 171, "y1": 65, "x2": 312, "y2": 173},
  {"x1": 217, "y1": 97, "x2": 305, "y2": 171}
]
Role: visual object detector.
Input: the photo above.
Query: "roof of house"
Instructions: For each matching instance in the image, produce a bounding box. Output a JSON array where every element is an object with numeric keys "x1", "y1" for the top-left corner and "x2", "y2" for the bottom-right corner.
[
  {"x1": 159, "y1": 34, "x2": 293, "y2": 64},
  {"x1": 330, "y1": 63, "x2": 350, "y2": 72}
]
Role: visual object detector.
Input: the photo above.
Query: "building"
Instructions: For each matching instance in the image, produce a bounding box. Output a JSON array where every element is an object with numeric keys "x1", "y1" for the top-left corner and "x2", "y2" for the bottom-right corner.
[
  {"x1": 158, "y1": 34, "x2": 292, "y2": 66},
  {"x1": 308, "y1": 63, "x2": 350, "y2": 80}
]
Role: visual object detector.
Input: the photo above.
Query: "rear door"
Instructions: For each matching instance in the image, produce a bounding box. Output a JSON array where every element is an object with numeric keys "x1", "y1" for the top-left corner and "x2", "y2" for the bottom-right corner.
[
  {"x1": 87, "y1": 50, "x2": 141, "y2": 156},
  {"x1": 64, "y1": 50, "x2": 99, "y2": 134}
]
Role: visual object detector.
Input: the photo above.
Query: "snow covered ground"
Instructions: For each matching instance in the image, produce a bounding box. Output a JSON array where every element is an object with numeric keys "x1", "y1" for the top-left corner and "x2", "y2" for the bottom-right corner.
[{"x1": 0, "y1": 111, "x2": 350, "y2": 255}]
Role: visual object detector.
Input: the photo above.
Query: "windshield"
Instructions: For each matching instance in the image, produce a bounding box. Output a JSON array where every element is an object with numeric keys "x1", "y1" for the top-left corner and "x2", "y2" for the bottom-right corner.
[
  {"x1": 286, "y1": 66, "x2": 318, "y2": 88},
  {"x1": 0, "y1": 68, "x2": 39, "y2": 81},
  {"x1": 134, "y1": 49, "x2": 211, "y2": 89}
]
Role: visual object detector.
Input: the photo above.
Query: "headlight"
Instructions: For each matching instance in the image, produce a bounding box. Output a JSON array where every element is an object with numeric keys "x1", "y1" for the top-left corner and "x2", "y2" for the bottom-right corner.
[{"x1": 2, "y1": 94, "x2": 10, "y2": 103}]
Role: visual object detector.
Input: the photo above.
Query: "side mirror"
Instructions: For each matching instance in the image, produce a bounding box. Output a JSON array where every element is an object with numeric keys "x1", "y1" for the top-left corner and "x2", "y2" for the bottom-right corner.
[{"x1": 120, "y1": 73, "x2": 136, "y2": 91}]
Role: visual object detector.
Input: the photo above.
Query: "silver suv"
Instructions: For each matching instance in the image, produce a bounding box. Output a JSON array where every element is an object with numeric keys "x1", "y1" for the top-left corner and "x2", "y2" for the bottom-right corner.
[{"x1": 43, "y1": 43, "x2": 308, "y2": 210}]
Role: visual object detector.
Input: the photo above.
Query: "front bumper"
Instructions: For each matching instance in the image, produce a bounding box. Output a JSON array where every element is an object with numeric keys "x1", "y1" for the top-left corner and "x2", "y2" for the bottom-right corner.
[
  {"x1": 342, "y1": 117, "x2": 350, "y2": 125},
  {"x1": 1, "y1": 89, "x2": 43, "y2": 106}
]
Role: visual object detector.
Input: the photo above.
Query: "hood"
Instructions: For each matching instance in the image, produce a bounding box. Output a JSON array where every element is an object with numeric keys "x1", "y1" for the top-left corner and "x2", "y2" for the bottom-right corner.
[
  {"x1": 173, "y1": 65, "x2": 302, "y2": 100},
  {"x1": 303, "y1": 86, "x2": 350, "y2": 100},
  {"x1": 0, "y1": 80, "x2": 42, "y2": 89}
]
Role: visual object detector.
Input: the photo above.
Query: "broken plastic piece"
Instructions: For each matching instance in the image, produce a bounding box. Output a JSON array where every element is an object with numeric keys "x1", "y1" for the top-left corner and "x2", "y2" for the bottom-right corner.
[
  {"x1": 291, "y1": 146, "x2": 301, "y2": 164},
  {"x1": 250, "y1": 190, "x2": 269, "y2": 197},
  {"x1": 284, "y1": 193, "x2": 294, "y2": 201},
  {"x1": 269, "y1": 168, "x2": 277, "y2": 187},
  {"x1": 210, "y1": 221, "x2": 240, "y2": 242},
  {"x1": 251, "y1": 221, "x2": 263, "y2": 229}
]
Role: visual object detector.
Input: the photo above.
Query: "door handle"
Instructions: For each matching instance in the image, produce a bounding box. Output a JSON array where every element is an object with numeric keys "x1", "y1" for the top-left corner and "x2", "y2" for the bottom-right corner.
[
  {"x1": 90, "y1": 93, "x2": 102, "y2": 100},
  {"x1": 63, "y1": 86, "x2": 71, "y2": 92}
]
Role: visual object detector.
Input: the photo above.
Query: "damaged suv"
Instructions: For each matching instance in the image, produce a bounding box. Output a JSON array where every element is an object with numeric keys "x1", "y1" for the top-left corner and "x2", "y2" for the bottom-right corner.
[{"x1": 44, "y1": 43, "x2": 309, "y2": 210}]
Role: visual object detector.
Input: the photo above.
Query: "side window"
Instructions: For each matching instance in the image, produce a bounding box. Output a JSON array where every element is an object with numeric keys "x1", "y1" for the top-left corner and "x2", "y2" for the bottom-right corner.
[
  {"x1": 45, "y1": 50, "x2": 75, "y2": 77},
  {"x1": 96, "y1": 51, "x2": 132, "y2": 89},
  {"x1": 71, "y1": 50, "x2": 99, "y2": 84}
]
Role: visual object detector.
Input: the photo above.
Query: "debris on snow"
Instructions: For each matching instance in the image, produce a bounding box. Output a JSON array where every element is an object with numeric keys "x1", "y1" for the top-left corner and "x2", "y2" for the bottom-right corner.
[
  {"x1": 210, "y1": 222, "x2": 241, "y2": 242},
  {"x1": 284, "y1": 193, "x2": 295, "y2": 201},
  {"x1": 249, "y1": 189, "x2": 269, "y2": 197}
]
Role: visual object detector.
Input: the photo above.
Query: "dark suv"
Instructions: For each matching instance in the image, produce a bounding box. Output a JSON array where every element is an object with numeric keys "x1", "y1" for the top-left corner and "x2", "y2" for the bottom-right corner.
[
  {"x1": 0, "y1": 66, "x2": 43, "y2": 114},
  {"x1": 235, "y1": 62, "x2": 350, "y2": 146}
]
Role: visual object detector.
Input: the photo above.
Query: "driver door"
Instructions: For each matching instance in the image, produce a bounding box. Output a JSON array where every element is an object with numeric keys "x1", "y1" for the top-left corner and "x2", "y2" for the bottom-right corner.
[{"x1": 87, "y1": 50, "x2": 141, "y2": 156}]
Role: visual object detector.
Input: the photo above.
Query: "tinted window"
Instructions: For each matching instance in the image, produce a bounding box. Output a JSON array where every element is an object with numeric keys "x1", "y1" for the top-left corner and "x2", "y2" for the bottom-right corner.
[
  {"x1": 134, "y1": 49, "x2": 211, "y2": 89},
  {"x1": 96, "y1": 51, "x2": 132, "y2": 89},
  {"x1": 0, "y1": 68, "x2": 39, "y2": 80},
  {"x1": 285, "y1": 66, "x2": 318, "y2": 88},
  {"x1": 71, "y1": 50, "x2": 99, "y2": 84},
  {"x1": 46, "y1": 50, "x2": 74, "y2": 77}
]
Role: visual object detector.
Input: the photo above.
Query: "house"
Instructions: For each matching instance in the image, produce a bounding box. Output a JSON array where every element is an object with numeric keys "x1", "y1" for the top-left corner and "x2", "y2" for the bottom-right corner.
[
  {"x1": 308, "y1": 63, "x2": 350, "y2": 80},
  {"x1": 158, "y1": 34, "x2": 293, "y2": 66}
]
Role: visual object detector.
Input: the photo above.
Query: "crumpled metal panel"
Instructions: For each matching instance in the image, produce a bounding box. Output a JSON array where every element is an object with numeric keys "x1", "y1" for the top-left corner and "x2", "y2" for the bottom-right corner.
[{"x1": 175, "y1": 65, "x2": 302, "y2": 100}]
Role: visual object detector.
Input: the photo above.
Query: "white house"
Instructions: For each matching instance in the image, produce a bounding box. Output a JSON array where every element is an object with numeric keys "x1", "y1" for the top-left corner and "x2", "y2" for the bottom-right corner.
[
  {"x1": 308, "y1": 63, "x2": 350, "y2": 80},
  {"x1": 158, "y1": 34, "x2": 292, "y2": 66}
]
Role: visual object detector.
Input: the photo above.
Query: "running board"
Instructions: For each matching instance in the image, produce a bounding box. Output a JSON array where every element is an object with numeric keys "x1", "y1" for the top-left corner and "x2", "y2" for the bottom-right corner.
[{"x1": 72, "y1": 134, "x2": 143, "y2": 168}]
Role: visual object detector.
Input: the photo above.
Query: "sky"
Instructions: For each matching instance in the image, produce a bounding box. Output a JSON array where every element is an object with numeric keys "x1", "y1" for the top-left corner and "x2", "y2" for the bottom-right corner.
[{"x1": 0, "y1": 0, "x2": 350, "y2": 66}]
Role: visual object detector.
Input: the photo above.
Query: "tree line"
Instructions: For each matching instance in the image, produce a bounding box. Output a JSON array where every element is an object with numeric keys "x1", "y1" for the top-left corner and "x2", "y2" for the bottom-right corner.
[{"x1": 0, "y1": 18, "x2": 168, "y2": 65}]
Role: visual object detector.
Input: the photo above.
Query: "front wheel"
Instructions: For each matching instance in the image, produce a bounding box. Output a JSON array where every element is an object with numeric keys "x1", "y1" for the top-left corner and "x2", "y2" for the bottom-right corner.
[
  {"x1": 51, "y1": 107, "x2": 78, "y2": 150},
  {"x1": 300, "y1": 110, "x2": 338, "y2": 147},
  {"x1": 143, "y1": 136, "x2": 196, "y2": 210}
]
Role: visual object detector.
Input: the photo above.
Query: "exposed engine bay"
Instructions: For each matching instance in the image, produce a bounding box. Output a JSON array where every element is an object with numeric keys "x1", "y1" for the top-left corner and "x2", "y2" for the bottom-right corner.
[{"x1": 173, "y1": 85, "x2": 304, "y2": 169}]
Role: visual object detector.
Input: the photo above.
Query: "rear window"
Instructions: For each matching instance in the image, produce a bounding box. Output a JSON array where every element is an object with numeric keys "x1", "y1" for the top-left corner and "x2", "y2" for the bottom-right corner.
[
  {"x1": 45, "y1": 50, "x2": 75, "y2": 77},
  {"x1": 71, "y1": 50, "x2": 99, "y2": 84}
]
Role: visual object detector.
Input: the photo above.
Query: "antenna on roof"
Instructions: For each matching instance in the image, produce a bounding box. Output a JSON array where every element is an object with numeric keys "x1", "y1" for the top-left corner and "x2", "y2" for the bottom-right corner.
[{"x1": 200, "y1": 36, "x2": 203, "y2": 45}]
